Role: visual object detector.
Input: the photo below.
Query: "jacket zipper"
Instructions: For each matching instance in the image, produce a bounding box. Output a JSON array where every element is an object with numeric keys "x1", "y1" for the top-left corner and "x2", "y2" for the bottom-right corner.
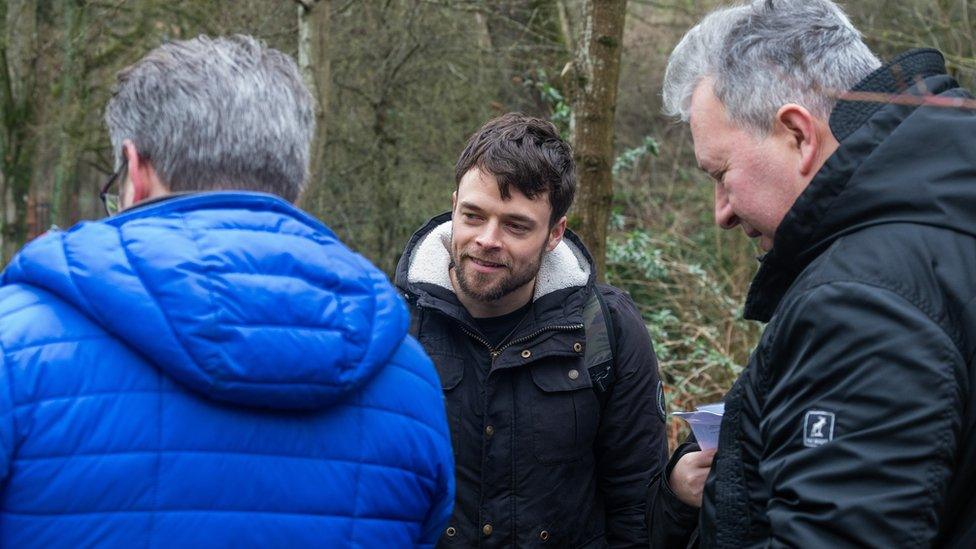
[
  {"x1": 459, "y1": 323, "x2": 584, "y2": 362},
  {"x1": 454, "y1": 319, "x2": 584, "y2": 544}
]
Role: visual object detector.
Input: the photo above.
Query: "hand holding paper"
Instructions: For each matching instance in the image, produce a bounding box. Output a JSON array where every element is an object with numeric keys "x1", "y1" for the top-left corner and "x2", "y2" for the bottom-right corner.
[{"x1": 673, "y1": 402, "x2": 725, "y2": 450}]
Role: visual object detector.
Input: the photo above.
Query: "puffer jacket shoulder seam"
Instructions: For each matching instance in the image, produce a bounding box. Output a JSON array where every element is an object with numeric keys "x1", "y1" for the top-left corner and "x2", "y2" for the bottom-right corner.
[
  {"x1": 216, "y1": 321, "x2": 351, "y2": 332},
  {"x1": 0, "y1": 290, "x2": 58, "y2": 323},
  {"x1": 149, "y1": 358, "x2": 163, "y2": 544},
  {"x1": 0, "y1": 336, "x2": 18, "y2": 452},
  {"x1": 178, "y1": 211, "x2": 224, "y2": 378},
  {"x1": 13, "y1": 389, "x2": 181, "y2": 410},
  {"x1": 58, "y1": 233, "x2": 104, "y2": 328},
  {"x1": 114, "y1": 223, "x2": 208, "y2": 377},
  {"x1": 187, "y1": 225, "x2": 315, "y2": 237},
  {"x1": 15, "y1": 449, "x2": 438, "y2": 483},
  {"x1": 1, "y1": 507, "x2": 426, "y2": 522},
  {"x1": 5, "y1": 334, "x2": 113, "y2": 354}
]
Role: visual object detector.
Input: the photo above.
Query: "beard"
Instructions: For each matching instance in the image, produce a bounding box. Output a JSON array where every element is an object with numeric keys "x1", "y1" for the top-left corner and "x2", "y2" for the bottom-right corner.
[{"x1": 451, "y1": 245, "x2": 545, "y2": 304}]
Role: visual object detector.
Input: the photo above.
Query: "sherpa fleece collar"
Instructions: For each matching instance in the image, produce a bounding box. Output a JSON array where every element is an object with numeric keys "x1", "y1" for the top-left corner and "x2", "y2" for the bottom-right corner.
[{"x1": 406, "y1": 219, "x2": 591, "y2": 301}]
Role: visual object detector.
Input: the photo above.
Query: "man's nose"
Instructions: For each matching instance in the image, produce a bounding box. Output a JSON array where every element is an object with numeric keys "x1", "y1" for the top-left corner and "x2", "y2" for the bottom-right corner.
[
  {"x1": 475, "y1": 221, "x2": 503, "y2": 249},
  {"x1": 714, "y1": 184, "x2": 739, "y2": 230}
]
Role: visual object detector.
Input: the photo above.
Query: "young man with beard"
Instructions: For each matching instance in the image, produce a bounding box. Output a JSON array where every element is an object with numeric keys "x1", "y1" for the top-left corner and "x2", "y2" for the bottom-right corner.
[{"x1": 395, "y1": 113, "x2": 668, "y2": 547}]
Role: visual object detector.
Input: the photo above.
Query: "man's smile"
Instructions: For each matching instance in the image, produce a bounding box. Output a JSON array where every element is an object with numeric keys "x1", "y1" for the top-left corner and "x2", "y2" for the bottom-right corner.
[{"x1": 467, "y1": 256, "x2": 507, "y2": 272}]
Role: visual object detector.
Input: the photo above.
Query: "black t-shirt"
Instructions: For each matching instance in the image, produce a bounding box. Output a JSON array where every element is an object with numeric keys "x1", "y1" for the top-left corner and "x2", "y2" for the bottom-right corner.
[{"x1": 472, "y1": 301, "x2": 533, "y2": 348}]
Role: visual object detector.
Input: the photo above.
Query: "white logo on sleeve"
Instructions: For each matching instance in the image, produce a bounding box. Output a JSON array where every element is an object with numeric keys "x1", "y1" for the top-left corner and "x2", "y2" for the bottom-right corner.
[{"x1": 803, "y1": 410, "x2": 835, "y2": 447}]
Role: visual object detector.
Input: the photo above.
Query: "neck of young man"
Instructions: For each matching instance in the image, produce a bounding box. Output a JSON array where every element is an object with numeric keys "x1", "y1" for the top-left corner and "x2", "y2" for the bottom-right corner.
[{"x1": 450, "y1": 270, "x2": 537, "y2": 319}]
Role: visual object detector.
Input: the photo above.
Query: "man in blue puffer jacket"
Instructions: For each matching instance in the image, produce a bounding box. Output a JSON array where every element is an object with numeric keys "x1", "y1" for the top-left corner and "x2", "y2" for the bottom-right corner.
[{"x1": 0, "y1": 35, "x2": 454, "y2": 547}]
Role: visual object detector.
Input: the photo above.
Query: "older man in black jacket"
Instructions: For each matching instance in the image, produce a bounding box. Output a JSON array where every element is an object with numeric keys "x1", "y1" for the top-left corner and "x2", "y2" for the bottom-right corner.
[
  {"x1": 649, "y1": 0, "x2": 976, "y2": 547},
  {"x1": 396, "y1": 113, "x2": 668, "y2": 547}
]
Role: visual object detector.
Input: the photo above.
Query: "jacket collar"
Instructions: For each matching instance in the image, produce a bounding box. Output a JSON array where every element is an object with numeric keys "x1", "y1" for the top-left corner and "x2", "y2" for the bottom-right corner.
[
  {"x1": 395, "y1": 211, "x2": 597, "y2": 331},
  {"x1": 745, "y1": 49, "x2": 953, "y2": 321}
]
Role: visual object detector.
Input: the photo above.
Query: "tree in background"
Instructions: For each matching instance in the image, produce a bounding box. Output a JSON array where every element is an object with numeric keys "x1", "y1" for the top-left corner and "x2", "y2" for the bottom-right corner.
[
  {"x1": 6, "y1": 0, "x2": 975, "y2": 450},
  {"x1": 0, "y1": 0, "x2": 37, "y2": 261},
  {"x1": 850, "y1": 0, "x2": 975, "y2": 90},
  {"x1": 567, "y1": 0, "x2": 627, "y2": 280},
  {"x1": 296, "y1": 0, "x2": 330, "y2": 184}
]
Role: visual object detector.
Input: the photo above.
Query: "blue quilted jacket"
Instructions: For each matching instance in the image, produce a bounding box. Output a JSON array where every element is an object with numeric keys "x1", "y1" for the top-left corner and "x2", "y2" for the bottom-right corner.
[{"x1": 0, "y1": 192, "x2": 454, "y2": 548}]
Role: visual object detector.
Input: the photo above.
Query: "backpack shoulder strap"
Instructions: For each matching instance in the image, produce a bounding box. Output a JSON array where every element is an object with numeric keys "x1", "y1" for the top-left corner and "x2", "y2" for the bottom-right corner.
[{"x1": 583, "y1": 287, "x2": 617, "y2": 407}]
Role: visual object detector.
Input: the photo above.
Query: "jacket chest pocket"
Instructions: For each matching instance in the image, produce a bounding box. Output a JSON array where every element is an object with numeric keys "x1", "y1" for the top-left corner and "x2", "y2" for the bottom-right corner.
[
  {"x1": 426, "y1": 351, "x2": 465, "y2": 449},
  {"x1": 527, "y1": 360, "x2": 600, "y2": 464}
]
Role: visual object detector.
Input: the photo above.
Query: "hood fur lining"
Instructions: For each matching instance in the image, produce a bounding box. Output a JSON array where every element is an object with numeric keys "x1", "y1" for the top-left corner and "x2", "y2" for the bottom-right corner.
[{"x1": 407, "y1": 220, "x2": 591, "y2": 300}]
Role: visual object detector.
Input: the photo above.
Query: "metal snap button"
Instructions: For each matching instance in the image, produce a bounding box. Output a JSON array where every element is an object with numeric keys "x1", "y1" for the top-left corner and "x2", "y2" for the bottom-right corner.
[
  {"x1": 568, "y1": 369, "x2": 579, "y2": 380},
  {"x1": 445, "y1": 526, "x2": 457, "y2": 537},
  {"x1": 482, "y1": 523, "x2": 493, "y2": 536},
  {"x1": 521, "y1": 349, "x2": 531, "y2": 358},
  {"x1": 539, "y1": 530, "x2": 550, "y2": 541},
  {"x1": 573, "y1": 342, "x2": 583, "y2": 352},
  {"x1": 484, "y1": 425, "x2": 494, "y2": 437}
]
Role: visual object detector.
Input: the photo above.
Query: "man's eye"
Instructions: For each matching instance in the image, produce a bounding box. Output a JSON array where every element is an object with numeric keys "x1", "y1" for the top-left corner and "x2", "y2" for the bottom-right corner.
[
  {"x1": 462, "y1": 213, "x2": 482, "y2": 221},
  {"x1": 507, "y1": 224, "x2": 528, "y2": 233}
]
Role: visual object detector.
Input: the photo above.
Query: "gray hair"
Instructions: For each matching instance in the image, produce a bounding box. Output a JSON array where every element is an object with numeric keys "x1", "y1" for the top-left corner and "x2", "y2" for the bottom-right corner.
[
  {"x1": 663, "y1": 0, "x2": 881, "y2": 135},
  {"x1": 105, "y1": 35, "x2": 314, "y2": 202}
]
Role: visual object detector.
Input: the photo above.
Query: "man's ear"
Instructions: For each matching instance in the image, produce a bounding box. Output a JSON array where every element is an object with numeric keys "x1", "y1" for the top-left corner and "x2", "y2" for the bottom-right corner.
[
  {"x1": 775, "y1": 104, "x2": 822, "y2": 178},
  {"x1": 122, "y1": 140, "x2": 152, "y2": 204},
  {"x1": 451, "y1": 190, "x2": 458, "y2": 213},
  {"x1": 546, "y1": 216, "x2": 567, "y2": 252}
]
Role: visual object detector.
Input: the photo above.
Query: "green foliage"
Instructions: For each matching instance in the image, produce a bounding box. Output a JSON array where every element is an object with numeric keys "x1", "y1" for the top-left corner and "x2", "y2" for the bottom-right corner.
[
  {"x1": 605, "y1": 99, "x2": 762, "y2": 446},
  {"x1": 606, "y1": 223, "x2": 753, "y2": 400},
  {"x1": 612, "y1": 135, "x2": 659, "y2": 178},
  {"x1": 524, "y1": 69, "x2": 571, "y2": 137},
  {"x1": 604, "y1": 216, "x2": 760, "y2": 448},
  {"x1": 8, "y1": 0, "x2": 974, "y2": 450}
]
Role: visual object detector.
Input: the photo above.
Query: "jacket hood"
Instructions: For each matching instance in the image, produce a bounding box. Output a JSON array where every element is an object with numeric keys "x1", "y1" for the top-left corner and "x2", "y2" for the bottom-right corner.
[
  {"x1": 395, "y1": 212, "x2": 595, "y2": 323},
  {"x1": 745, "y1": 49, "x2": 976, "y2": 321},
  {"x1": 2, "y1": 192, "x2": 409, "y2": 410}
]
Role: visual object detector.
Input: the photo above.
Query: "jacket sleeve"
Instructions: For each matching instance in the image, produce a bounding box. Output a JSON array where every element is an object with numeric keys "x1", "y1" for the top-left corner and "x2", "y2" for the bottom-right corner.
[
  {"x1": 646, "y1": 440, "x2": 700, "y2": 548},
  {"x1": 596, "y1": 288, "x2": 669, "y2": 548},
  {"x1": 758, "y1": 282, "x2": 963, "y2": 547},
  {"x1": 409, "y1": 334, "x2": 456, "y2": 548},
  {"x1": 0, "y1": 352, "x2": 13, "y2": 484},
  {"x1": 417, "y1": 453, "x2": 455, "y2": 548}
]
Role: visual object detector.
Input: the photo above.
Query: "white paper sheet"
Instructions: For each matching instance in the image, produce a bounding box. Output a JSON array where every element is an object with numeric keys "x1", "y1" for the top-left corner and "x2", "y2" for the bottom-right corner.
[{"x1": 673, "y1": 402, "x2": 725, "y2": 450}]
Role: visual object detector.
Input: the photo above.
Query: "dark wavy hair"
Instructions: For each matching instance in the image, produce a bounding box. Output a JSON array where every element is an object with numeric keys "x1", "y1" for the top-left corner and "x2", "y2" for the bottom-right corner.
[{"x1": 454, "y1": 113, "x2": 576, "y2": 227}]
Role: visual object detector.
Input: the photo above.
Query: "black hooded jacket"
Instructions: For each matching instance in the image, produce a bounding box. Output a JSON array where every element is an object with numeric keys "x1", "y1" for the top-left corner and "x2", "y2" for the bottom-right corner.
[
  {"x1": 396, "y1": 213, "x2": 669, "y2": 547},
  {"x1": 652, "y1": 49, "x2": 976, "y2": 548}
]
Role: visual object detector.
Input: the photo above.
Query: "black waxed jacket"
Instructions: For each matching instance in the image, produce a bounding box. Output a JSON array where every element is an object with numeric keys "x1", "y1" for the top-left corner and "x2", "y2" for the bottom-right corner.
[
  {"x1": 650, "y1": 49, "x2": 976, "y2": 548},
  {"x1": 396, "y1": 213, "x2": 669, "y2": 548}
]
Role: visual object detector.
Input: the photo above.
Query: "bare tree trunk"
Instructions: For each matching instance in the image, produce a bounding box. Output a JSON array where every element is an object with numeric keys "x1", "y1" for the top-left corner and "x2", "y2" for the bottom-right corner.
[
  {"x1": 556, "y1": 0, "x2": 575, "y2": 54},
  {"x1": 297, "y1": 0, "x2": 331, "y2": 197},
  {"x1": 0, "y1": 0, "x2": 38, "y2": 262},
  {"x1": 568, "y1": 0, "x2": 627, "y2": 280},
  {"x1": 51, "y1": 0, "x2": 88, "y2": 228}
]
